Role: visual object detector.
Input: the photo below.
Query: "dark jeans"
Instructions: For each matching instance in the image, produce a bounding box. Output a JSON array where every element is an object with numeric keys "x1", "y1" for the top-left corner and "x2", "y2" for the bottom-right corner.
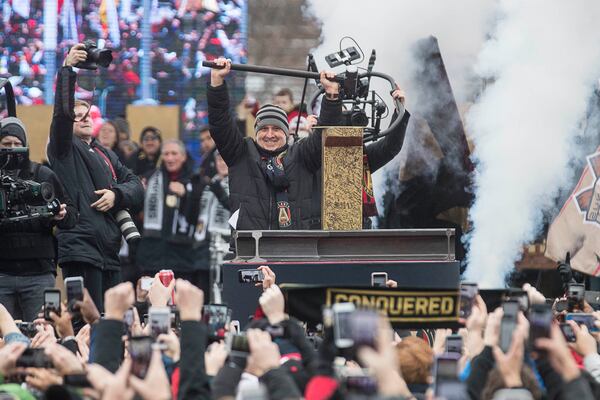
[
  {"x1": 0, "y1": 273, "x2": 56, "y2": 322},
  {"x1": 61, "y1": 263, "x2": 122, "y2": 313}
]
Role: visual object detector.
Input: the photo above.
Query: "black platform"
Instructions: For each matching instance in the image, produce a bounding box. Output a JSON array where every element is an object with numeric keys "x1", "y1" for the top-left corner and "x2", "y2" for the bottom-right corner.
[{"x1": 222, "y1": 259, "x2": 460, "y2": 325}]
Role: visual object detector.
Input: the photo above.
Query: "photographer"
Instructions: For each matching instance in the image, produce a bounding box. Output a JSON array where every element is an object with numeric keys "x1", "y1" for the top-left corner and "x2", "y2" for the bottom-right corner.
[
  {"x1": 0, "y1": 125, "x2": 77, "y2": 322},
  {"x1": 47, "y1": 43, "x2": 144, "y2": 311}
]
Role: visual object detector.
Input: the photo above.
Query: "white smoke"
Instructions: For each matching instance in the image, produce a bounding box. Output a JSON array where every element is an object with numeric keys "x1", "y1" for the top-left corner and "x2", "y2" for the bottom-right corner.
[
  {"x1": 465, "y1": 0, "x2": 600, "y2": 287},
  {"x1": 306, "y1": 0, "x2": 496, "y2": 215}
]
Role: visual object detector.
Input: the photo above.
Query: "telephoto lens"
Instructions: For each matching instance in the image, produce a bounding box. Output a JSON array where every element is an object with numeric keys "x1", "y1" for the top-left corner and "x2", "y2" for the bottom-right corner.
[{"x1": 115, "y1": 209, "x2": 141, "y2": 244}]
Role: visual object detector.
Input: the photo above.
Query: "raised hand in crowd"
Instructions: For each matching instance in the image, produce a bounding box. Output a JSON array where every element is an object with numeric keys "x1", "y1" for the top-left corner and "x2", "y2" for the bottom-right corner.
[
  {"x1": 50, "y1": 303, "x2": 74, "y2": 338},
  {"x1": 157, "y1": 330, "x2": 181, "y2": 362},
  {"x1": 136, "y1": 276, "x2": 151, "y2": 303},
  {"x1": 205, "y1": 341, "x2": 228, "y2": 376},
  {"x1": 25, "y1": 367, "x2": 63, "y2": 391},
  {"x1": 0, "y1": 303, "x2": 21, "y2": 337},
  {"x1": 432, "y1": 328, "x2": 452, "y2": 356},
  {"x1": 465, "y1": 295, "x2": 487, "y2": 358},
  {"x1": 522, "y1": 283, "x2": 546, "y2": 305},
  {"x1": 358, "y1": 316, "x2": 413, "y2": 398},
  {"x1": 536, "y1": 323, "x2": 582, "y2": 382},
  {"x1": 128, "y1": 348, "x2": 172, "y2": 400},
  {"x1": 484, "y1": 307, "x2": 504, "y2": 347},
  {"x1": 148, "y1": 273, "x2": 175, "y2": 307},
  {"x1": 31, "y1": 324, "x2": 57, "y2": 348},
  {"x1": 0, "y1": 342, "x2": 27, "y2": 375},
  {"x1": 175, "y1": 279, "x2": 203, "y2": 321},
  {"x1": 104, "y1": 282, "x2": 135, "y2": 321},
  {"x1": 256, "y1": 265, "x2": 276, "y2": 290},
  {"x1": 87, "y1": 358, "x2": 134, "y2": 400},
  {"x1": 259, "y1": 284, "x2": 286, "y2": 325},
  {"x1": 568, "y1": 320, "x2": 598, "y2": 358},
  {"x1": 210, "y1": 57, "x2": 232, "y2": 87},
  {"x1": 74, "y1": 288, "x2": 101, "y2": 325},
  {"x1": 45, "y1": 342, "x2": 86, "y2": 375},
  {"x1": 492, "y1": 315, "x2": 528, "y2": 388},
  {"x1": 63, "y1": 43, "x2": 87, "y2": 67},
  {"x1": 245, "y1": 329, "x2": 282, "y2": 377}
]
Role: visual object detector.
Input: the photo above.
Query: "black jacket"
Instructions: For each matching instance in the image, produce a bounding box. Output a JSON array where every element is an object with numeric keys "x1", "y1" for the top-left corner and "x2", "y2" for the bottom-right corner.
[
  {"x1": 178, "y1": 321, "x2": 211, "y2": 400},
  {"x1": 125, "y1": 148, "x2": 160, "y2": 178},
  {"x1": 207, "y1": 81, "x2": 341, "y2": 231},
  {"x1": 136, "y1": 163, "x2": 210, "y2": 273},
  {"x1": 47, "y1": 66, "x2": 144, "y2": 271},
  {"x1": 0, "y1": 161, "x2": 78, "y2": 275}
]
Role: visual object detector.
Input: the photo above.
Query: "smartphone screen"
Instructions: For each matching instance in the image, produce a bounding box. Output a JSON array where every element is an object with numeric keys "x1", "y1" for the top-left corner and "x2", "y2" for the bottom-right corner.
[
  {"x1": 565, "y1": 313, "x2": 599, "y2": 332},
  {"x1": 44, "y1": 290, "x2": 61, "y2": 320},
  {"x1": 459, "y1": 283, "x2": 478, "y2": 318},
  {"x1": 433, "y1": 354, "x2": 461, "y2": 396},
  {"x1": 350, "y1": 309, "x2": 378, "y2": 348},
  {"x1": 500, "y1": 301, "x2": 519, "y2": 352},
  {"x1": 129, "y1": 336, "x2": 153, "y2": 378},
  {"x1": 333, "y1": 303, "x2": 355, "y2": 348},
  {"x1": 529, "y1": 304, "x2": 552, "y2": 343},
  {"x1": 140, "y1": 277, "x2": 153, "y2": 291},
  {"x1": 65, "y1": 277, "x2": 84, "y2": 309},
  {"x1": 202, "y1": 304, "x2": 230, "y2": 341},
  {"x1": 445, "y1": 334, "x2": 463, "y2": 355},
  {"x1": 149, "y1": 307, "x2": 171, "y2": 338},
  {"x1": 559, "y1": 323, "x2": 576, "y2": 342},
  {"x1": 371, "y1": 272, "x2": 388, "y2": 287},
  {"x1": 507, "y1": 289, "x2": 530, "y2": 312},
  {"x1": 238, "y1": 269, "x2": 264, "y2": 284}
]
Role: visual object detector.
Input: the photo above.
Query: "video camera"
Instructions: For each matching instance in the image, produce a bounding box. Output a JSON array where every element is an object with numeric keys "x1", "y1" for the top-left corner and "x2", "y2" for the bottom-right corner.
[{"x1": 0, "y1": 151, "x2": 61, "y2": 230}]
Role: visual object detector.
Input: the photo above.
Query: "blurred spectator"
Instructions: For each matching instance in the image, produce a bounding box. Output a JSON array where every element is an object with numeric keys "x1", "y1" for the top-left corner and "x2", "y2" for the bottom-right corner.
[
  {"x1": 126, "y1": 126, "x2": 162, "y2": 178},
  {"x1": 2, "y1": 0, "x2": 246, "y2": 125},
  {"x1": 98, "y1": 120, "x2": 127, "y2": 163},
  {"x1": 198, "y1": 125, "x2": 217, "y2": 179},
  {"x1": 135, "y1": 139, "x2": 210, "y2": 296},
  {"x1": 274, "y1": 88, "x2": 295, "y2": 114}
]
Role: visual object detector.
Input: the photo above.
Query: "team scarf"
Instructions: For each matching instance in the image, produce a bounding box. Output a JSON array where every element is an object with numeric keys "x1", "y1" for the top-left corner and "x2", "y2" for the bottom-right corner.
[
  {"x1": 143, "y1": 169, "x2": 202, "y2": 242},
  {"x1": 262, "y1": 150, "x2": 292, "y2": 229},
  {"x1": 362, "y1": 153, "x2": 378, "y2": 217}
]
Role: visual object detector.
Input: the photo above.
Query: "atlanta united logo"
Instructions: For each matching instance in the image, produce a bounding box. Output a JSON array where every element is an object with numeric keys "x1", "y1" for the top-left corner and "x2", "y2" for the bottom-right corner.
[{"x1": 575, "y1": 152, "x2": 600, "y2": 225}]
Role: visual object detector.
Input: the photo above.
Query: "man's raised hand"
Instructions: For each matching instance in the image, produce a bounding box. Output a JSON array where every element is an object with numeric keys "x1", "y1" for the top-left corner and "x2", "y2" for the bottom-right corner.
[
  {"x1": 210, "y1": 57, "x2": 232, "y2": 87},
  {"x1": 64, "y1": 43, "x2": 87, "y2": 68}
]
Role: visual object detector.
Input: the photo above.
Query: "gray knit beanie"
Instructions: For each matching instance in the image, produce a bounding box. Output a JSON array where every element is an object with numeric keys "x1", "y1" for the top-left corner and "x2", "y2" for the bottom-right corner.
[{"x1": 254, "y1": 104, "x2": 289, "y2": 136}]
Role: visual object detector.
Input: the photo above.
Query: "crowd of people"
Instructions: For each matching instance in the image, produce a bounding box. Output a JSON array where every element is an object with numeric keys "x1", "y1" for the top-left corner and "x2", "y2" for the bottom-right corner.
[
  {"x1": 0, "y1": 267, "x2": 598, "y2": 399},
  {"x1": 1, "y1": 0, "x2": 246, "y2": 128}
]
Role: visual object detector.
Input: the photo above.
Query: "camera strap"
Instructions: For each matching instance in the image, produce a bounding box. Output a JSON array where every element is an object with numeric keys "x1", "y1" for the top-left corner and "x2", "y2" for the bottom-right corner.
[
  {"x1": 93, "y1": 146, "x2": 117, "y2": 184},
  {"x1": 0, "y1": 78, "x2": 17, "y2": 117}
]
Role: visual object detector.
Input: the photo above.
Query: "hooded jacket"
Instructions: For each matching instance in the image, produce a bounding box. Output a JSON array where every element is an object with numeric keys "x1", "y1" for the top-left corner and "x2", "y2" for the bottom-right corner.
[{"x1": 47, "y1": 66, "x2": 144, "y2": 271}]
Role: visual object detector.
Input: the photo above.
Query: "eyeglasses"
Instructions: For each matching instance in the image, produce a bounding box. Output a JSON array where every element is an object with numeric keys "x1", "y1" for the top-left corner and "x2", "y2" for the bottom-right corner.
[{"x1": 142, "y1": 135, "x2": 160, "y2": 142}]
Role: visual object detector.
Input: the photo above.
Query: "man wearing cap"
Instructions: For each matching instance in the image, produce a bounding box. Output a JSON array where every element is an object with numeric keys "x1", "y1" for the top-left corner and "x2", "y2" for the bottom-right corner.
[
  {"x1": 208, "y1": 57, "x2": 341, "y2": 231},
  {"x1": 0, "y1": 118, "x2": 77, "y2": 321}
]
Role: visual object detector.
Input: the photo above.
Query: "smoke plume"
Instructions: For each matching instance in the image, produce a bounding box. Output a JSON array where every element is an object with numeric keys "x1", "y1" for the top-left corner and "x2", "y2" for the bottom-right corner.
[
  {"x1": 465, "y1": 0, "x2": 600, "y2": 287},
  {"x1": 306, "y1": 0, "x2": 495, "y2": 215}
]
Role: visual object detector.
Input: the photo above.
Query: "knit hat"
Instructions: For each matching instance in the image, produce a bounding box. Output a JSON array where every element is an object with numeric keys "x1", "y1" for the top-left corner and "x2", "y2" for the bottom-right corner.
[
  {"x1": 254, "y1": 104, "x2": 289, "y2": 136},
  {"x1": 0, "y1": 117, "x2": 27, "y2": 146}
]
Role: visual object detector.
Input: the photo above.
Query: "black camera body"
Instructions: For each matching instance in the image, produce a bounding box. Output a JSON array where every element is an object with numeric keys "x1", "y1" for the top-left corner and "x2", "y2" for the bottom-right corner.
[
  {"x1": 75, "y1": 40, "x2": 113, "y2": 70},
  {"x1": 0, "y1": 149, "x2": 60, "y2": 231},
  {"x1": 16, "y1": 348, "x2": 53, "y2": 368}
]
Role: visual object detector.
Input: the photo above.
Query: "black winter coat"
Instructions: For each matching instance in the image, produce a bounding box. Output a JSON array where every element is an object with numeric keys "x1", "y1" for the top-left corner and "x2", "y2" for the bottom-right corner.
[
  {"x1": 207, "y1": 81, "x2": 341, "y2": 230},
  {"x1": 47, "y1": 66, "x2": 144, "y2": 271}
]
